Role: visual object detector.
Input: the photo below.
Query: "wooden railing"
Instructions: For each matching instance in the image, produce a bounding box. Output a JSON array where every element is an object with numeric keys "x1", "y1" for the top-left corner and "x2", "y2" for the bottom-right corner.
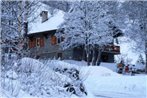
[{"x1": 104, "y1": 45, "x2": 120, "y2": 54}]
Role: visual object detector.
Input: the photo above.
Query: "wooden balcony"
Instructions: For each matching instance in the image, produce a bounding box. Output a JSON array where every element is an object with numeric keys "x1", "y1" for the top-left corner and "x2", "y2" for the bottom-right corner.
[{"x1": 103, "y1": 45, "x2": 120, "y2": 54}]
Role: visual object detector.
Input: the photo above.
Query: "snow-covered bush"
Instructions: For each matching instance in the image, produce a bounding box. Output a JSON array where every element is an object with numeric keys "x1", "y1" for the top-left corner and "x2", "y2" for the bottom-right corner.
[
  {"x1": 15, "y1": 58, "x2": 73, "y2": 97},
  {"x1": 1, "y1": 69, "x2": 21, "y2": 97},
  {"x1": 1, "y1": 57, "x2": 21, "y2": 97},
  {"x1": 2, "y1": 58, "x2": 87, "y2": 97},
  {"x1": 43, "y1": 60, "x2": 87, "y2": 96}
]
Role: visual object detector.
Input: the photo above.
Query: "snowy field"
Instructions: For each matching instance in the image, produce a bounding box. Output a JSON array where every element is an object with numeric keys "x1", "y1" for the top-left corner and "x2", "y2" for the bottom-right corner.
[
  {"x1": 84, "y1": 68, "x2": 147, "y2": 98},
  {"x1": 66, "y1": 60, "x2": 147, "y2": 98},
  {"x1": 1, "y1": 58, "x2": 147, "y2": 98}
]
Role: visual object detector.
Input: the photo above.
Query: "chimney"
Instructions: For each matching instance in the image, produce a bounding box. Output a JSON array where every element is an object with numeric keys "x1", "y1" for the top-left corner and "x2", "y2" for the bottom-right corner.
[{"x1": 40, "y1": 11, "x2": 48, "y2": 23}]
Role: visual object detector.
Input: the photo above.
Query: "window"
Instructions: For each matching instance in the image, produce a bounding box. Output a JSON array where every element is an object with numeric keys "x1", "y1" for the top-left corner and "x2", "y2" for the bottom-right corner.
[
  {"x1": 57, "y1": 37, "x2": 64, "y2": 43},
  {"x1": 36, "y1": 37, "x2": 44, "y2": 47},
  {"x1": 36, "y1": 38, "x2": 40, "y2": 46},
  {"x1": 29, "y1": 37, "x2": 44, "y2": 48},
  {"x1": 51, "y1": 35, "x2": 57, "y2": 45}
]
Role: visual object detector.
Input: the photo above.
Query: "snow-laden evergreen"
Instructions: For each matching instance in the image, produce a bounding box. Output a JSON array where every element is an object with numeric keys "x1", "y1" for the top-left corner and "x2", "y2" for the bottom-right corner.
[{"x1": 135, "y1": 54, "x2": 145, "y2": 71}]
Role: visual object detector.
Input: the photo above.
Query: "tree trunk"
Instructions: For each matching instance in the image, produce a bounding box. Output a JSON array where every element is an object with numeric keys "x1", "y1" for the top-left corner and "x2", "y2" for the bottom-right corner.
[
  {"x1": 87, "y1": 52, "x2": 90, "y2": 66},
  {"x1": 96, "y1": 49, "x2": 102, "y2": 66},
  {"x1": 82, "y1": 45, "x2": 85, "y2": 60},
  {"x1": 92, "y1": 47, "x2": 96, "y2": 65},
  {"x1": 85, "y1": 45, "x2": 90, "y2": 66}
]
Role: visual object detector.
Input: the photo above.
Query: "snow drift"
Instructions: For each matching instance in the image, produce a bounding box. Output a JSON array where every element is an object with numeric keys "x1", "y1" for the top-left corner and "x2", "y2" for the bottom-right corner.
[
  {"x1": 1, "y1": 58, "x2": 87, "y2": 98},
  {"x1": 82, "y1": 66, "x2": 147, "y2": 98},
  {"x1": 1, "y1": 58, "x2": 147, "y2": 98}
]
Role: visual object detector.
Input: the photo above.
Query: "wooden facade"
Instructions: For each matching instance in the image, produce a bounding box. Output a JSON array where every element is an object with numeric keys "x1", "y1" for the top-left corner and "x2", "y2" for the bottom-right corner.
[
  {"x1": 27, "y1": 29, "x2": 121, "y2": 63},
  {"x1": 28, "y1": 30, "x2": 72, "y2": 59}
]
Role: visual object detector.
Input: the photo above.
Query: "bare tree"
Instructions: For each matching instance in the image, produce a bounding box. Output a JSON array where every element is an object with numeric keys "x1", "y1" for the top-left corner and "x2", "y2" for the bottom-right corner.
[{"x1": 1, "y1": 0, "x2": 41, "y2": 64}]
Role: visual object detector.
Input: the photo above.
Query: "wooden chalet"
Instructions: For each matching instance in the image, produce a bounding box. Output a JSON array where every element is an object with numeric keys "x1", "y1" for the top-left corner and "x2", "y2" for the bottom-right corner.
[{"x1": 27, "y1": 5, "x2": 122, "y2": 63}]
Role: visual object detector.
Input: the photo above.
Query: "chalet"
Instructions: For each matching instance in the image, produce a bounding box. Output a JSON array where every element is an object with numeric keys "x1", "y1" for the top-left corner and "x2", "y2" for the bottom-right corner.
[{"x1": 27, "y1": 5, "x2": 122, "y2": 63}]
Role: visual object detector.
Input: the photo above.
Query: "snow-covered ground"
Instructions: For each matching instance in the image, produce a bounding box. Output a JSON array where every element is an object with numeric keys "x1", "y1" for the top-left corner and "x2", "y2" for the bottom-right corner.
[
  {"x1": 65, "y1": 60, "x2": 147, "y2": 98},
  {"x1": 64, "y1": 60, "x2": 117, "y2": 72},
  {"x1": 83, "y1": 66, "x2": 147, "y2": 98},
  {"x1": 1, "y1": 58, "x2": 147, "y2": 98}
]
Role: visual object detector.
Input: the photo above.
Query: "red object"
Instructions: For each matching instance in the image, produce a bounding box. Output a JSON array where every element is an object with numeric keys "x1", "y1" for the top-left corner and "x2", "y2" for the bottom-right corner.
[
  {"x1": 39, "y1": 37, "x2": 44, "y2": 47},
  {"x1": 51, "y1": 35, "x2": 57, "y2": 45},
  {"x1": 125, "y1": 66, "x2": 129, "y2": 73},
  {"x1": 29, "y1": 38, "x2": 36, "y2": 48}
]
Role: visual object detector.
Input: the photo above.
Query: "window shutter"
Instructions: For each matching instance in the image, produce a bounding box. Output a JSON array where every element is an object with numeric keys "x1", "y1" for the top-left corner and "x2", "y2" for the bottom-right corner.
[
  {"x1": 29, "y1": 39, "x2": 32, "y2": 48},
  {"x1": 32, "y1": 38, "x2": 36, "y2": 48},
  {"x1": 28, "y1": 38, "x2": 36, "y2": 48},
  {"x1": 40, "y1": 37, "x2": 44, "y2": 47},
  {"x1": 51, "y1": 36, "x2": 57, "y2": 45}
]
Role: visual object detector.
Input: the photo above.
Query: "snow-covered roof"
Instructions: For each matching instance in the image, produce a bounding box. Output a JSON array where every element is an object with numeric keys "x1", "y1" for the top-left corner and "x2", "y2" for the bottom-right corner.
[{"x1": 28, "y1": 3, "x2": 65, "y2": 34}]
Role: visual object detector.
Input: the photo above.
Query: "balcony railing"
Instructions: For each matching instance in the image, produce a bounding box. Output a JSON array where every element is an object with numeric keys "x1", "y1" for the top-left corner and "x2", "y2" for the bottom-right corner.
[{"x1": 104, "y1": 45, "x2": 120, "y2": 54}]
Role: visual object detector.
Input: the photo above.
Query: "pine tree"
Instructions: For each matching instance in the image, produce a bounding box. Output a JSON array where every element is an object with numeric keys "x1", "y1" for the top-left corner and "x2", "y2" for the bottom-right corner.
[{"x1": 137, "y1": 54, "x2": 145, "y2": 65}]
